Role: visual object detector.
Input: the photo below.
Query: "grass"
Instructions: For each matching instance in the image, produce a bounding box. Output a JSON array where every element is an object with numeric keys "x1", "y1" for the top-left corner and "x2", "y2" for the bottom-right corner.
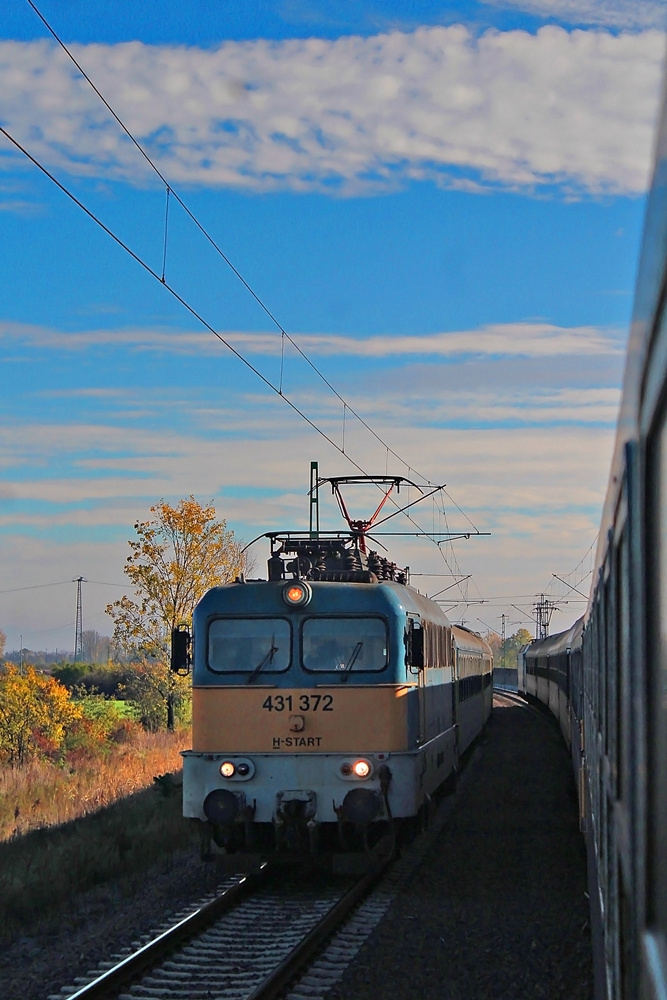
[
  {"x1": 0, "y1": 728, "x2": 198, "y2": 941},
  {"x1": 0, "y1": 728, "x2": 187, "y2": 840}
]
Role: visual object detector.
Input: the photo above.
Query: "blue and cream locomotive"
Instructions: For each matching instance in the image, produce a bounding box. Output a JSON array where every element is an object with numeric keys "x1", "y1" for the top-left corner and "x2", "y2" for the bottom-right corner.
[{"x1": 174, "y1": 516, "x2": 492, "y2": 858}]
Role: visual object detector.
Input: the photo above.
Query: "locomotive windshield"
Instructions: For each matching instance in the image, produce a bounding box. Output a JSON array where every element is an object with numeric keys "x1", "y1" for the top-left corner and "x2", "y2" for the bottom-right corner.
[
  {"x1": 208, "y1": 618, "x2": 291, "y2": 674},
  {"x1": 302, "y1": 617, "x2": 388, "y2": 672}
]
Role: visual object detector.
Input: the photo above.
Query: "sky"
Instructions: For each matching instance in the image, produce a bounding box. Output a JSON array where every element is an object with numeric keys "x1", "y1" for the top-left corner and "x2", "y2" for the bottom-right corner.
[{"x1": 0, "y1": 0, "x2": 664, "y2": 653}]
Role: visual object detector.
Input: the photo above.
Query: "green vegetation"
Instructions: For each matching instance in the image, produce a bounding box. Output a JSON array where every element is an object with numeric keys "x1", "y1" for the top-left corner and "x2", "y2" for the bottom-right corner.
[
  {"x1": 0, "y1": 655, "x2": 194, "y2": 940},
  {"x1": 0, "y1": 665, "x2": 193, "y2": 940},
  {"x1": 0, "y1": 497, "x2": 250, "y2": 939},
  {"x1": 0, "y1": 733, "x2": 192, "y2": 942},
  {"x1": 484, "y1": 628, "x2": 533, "y2": 669}
]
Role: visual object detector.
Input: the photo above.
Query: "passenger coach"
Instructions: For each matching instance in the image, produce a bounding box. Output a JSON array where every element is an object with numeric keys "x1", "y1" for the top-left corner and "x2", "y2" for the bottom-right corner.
[{"x1": 517, "y1": 69, "x2": 667, "y2": 999}]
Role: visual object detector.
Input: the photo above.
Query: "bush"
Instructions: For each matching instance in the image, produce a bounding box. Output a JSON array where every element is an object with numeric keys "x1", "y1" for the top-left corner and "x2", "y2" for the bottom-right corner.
[
  {"x1": 0, "y1": 666, "x2": 82, "y2": 766},
  {"x1": 52, "y1": 662, "x2": 131, "y2": 697}
]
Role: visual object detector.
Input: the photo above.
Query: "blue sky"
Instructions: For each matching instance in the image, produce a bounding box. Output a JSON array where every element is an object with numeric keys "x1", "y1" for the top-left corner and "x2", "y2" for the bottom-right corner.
[{"x1": 0, "y1": 0, "x2": 664, "y2": 651}]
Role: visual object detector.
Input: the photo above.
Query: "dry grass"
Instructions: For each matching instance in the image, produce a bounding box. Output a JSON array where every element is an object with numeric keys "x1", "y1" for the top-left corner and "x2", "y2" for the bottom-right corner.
[
  {"x1": 0, "y1": 728, "x2": 188, "y2": 840},
  {"x1": 0, "y1": 728, "x2": 199, "y2": 941}
]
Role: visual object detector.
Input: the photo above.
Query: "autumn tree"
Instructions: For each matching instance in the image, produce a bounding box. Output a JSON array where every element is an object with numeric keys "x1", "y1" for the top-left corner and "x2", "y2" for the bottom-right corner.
[
  {"x1": 0, "y1": 665, "x2": 82, "y2": 765},
  {"x1": 500, "y1": 628, "x2": 534, "y2": 669},
  {"x1": 484, "y1": 631, "x2": 502, "y2": 664},
  {"x1": 0, "y1": 628, "x2": 5, "y2": 659},
  {"x1": 106, "y1": 497, "x2": 247, "y2": 730}
]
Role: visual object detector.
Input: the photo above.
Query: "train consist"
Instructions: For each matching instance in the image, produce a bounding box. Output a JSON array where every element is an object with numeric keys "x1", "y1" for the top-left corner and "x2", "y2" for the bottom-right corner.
[
  {"x1": 173, "y1": 486, "x2": 492, "y2": 863},
  {"x1": 518, "y1": 85, "x2": 667, "y2": 1000}
]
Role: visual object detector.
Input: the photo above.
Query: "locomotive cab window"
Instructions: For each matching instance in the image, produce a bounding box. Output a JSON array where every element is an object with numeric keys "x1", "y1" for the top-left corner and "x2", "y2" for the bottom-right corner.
[
  {"x1": 207, "y1": 617, "x2": 291, "y2": 673},
  {"x1": 302, "y1": 617, "x2": 388, "y2": 673}
]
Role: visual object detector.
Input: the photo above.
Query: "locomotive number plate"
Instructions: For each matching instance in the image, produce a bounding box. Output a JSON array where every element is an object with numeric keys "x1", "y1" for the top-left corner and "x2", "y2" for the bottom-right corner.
[{"x1": 262, "y1": 694, "x2": 334, "y2": 712}]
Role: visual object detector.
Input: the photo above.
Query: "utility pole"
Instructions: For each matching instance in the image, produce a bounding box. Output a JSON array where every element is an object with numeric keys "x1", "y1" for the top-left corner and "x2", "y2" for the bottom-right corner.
[
  {"x1": 501, "y1": 613, "x2": 507, "y2": 670},
  {"x1": 73, "y1": 576, "x2": 87, "y2": 661},
  {"x1": 534, "y1": 593, "x2": 556, "y2": 639}
]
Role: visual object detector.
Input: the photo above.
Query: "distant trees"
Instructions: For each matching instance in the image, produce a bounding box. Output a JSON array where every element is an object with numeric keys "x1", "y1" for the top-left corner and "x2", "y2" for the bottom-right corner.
[
  {"x1": 107, "y1": 497, "x2": 247, "y2": 730},
  {"x1": 81, "y1": 631, "x2": 111, "y2": 664},
  {"x1": 498, "y1": 628, "x2": 533, "y2": 669},
  {"x1": 481, "y1": 628, "x2": 533, "y2": 668},
  {"x1": 484, "y1": 631, "x2": 502, "y2": 662},
  {"x1": 0, "y1": 628, "x2": 5, "y2": 659}
]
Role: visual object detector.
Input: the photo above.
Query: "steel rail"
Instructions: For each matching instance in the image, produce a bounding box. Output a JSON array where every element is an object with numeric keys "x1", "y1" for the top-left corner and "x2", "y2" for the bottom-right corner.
[
  {"x1": 59, "y1": 859, "x2": 388, "y2": 1000},
  {"x1": 245, "y1": 864, "x2": 388, "y2": 1000},
  {"x1": 493, "y1": 687, "x2": 561, "y2": 726},
  {"x1": 63, "y1": 867, "x2": 270, "y2": 1000}
]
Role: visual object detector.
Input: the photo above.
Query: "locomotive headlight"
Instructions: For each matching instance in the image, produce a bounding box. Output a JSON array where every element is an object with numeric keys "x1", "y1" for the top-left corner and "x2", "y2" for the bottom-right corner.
[
  {"x1": 353, "y1": 759, "x2": 371, "y2": 778},
  {"x1": 220, "y1": 761, "x2": 236, "y2": 778},
  {"x1": 283, "y1": 581, "x2": 312, "y2": 607}
]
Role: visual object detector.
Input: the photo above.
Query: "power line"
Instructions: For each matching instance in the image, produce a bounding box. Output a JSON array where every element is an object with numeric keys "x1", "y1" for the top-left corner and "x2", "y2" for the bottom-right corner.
[
  {"x1": 21, "y1": 0, "x2": 490, "y2": 568},
  {"x1": 0, "y1": 580, "x2": 71, "y2": 595},
  {"x1": 23, "y1": 0, "x2": 461, "y2": 501},
  {"x1": 0, "y1": 121, "x2": 454, "y2": 553},
  {"x1": 12, "y1": 2, "x2": 490, "y2": 571}
]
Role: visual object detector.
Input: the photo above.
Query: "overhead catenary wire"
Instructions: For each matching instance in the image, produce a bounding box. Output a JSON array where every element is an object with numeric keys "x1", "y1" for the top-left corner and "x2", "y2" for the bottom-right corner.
[
  {"x1": 10, "y1": 1, "x2": 492, "y2": 582},
  {"x1": 4, "y1": 7, "x2": 484, "y2": 549},
  {"x1": 23, "y1": 0, "x2": 463, "y2": 502},
  {"x1": 0, "y1": 121, "x2": 453, "y2": 554}
]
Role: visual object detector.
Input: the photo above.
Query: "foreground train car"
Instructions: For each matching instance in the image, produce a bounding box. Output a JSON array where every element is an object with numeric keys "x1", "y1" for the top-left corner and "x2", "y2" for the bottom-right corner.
[
  {"x1": 519, "y1": 75, "x2": 667, "y2": 1000},
  {"x1": 176, "y1": 534, "x2": 492, "y2": 857}
]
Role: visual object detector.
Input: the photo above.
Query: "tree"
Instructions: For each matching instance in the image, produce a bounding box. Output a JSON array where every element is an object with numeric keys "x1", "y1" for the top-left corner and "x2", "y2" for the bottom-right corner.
[
  {"x1": 484, "y1": 631, "x2": 502, "y2": 664},
  {"x1": 106, "y1": 497, "x2": 247, "y2": 729},
  {"x1": 81, "y1": 630, "x2": 111, "y2": 664},
  {"x1": 0, "y1": 665, "x2": 82, "y2": 765},
  {"x1": 0, "y1": 628, "x2": 5, "y2": 659},
  {"x1": 500, "y1": 628, "x2": 534, "y2": 669}
]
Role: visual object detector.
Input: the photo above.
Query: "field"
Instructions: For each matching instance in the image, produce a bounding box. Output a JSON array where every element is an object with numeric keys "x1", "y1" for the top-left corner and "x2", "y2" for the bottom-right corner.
[{"x1": 0, "y1": 727, "x2": 197, "y2": 942}]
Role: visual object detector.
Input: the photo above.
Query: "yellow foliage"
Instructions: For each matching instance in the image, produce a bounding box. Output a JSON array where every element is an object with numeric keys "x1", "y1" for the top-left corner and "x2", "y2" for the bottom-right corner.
[
  {"x1": 106, "y1": 497, "x2": 246, "y2": 729},
  {"x1": 0, "y1": 666, "x2": 82, "y2": 765}
]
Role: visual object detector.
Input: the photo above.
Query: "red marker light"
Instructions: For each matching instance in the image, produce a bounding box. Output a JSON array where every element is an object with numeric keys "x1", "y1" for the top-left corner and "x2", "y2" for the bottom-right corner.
[{"x1": 282, "y1": 582, "x2": 312, "y2": 606}]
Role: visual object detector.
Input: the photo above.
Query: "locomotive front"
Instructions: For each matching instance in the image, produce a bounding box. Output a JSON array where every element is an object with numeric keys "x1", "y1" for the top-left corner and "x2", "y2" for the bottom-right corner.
[{"x1": 176, "y1": 531, "x2": 459, "y2": 857}]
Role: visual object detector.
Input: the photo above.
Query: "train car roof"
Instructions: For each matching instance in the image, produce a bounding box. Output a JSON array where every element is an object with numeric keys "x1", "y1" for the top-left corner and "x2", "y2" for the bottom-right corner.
[
  {"x1": 526, "y1": 615, "x2": 584, "y2": 657},
  {"x1": 452, "y1": 624, "x2": 492, "y2": 654},
  {"x1": 387, "y1": 582, "x2": 453, "y2": 626}
]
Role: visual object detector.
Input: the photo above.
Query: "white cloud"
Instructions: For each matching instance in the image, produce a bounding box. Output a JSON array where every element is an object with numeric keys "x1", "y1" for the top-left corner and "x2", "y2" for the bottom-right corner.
[
  {"x1": 0, "y1": 318, "x2": 625, "y2": 359},
  {"x1": 0, "y1": 409, "x2": 614, "y2": 647},
  {"x1": 482, "y1": 0, "x2": 666, "y2": 31},
  {"x1": 0, "y1": 25, "x2": 662, "y2": 196}
]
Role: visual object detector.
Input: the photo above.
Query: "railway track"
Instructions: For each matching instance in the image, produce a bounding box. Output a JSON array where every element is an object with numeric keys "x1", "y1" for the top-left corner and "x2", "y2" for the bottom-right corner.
[
  {"x1": 493, "y1": 686, "x2": 549, "y2": 717},
  {"x1": 52, "y1": 708, "x2": 507, "y2": 1000},
  {"x1": 50, "y1": 863, "x2": 385, "y2": 1000}
]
